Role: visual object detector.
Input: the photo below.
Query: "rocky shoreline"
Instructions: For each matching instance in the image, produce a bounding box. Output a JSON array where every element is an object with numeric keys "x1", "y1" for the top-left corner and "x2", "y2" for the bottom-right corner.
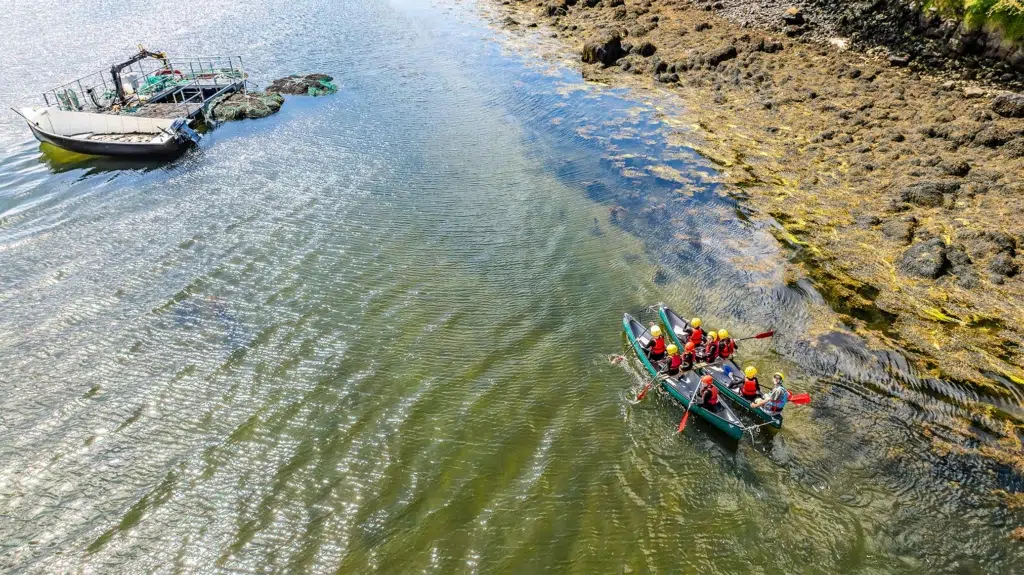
[{"x1": 492, "y1": 1, "x2": 1024, "y2": 436}]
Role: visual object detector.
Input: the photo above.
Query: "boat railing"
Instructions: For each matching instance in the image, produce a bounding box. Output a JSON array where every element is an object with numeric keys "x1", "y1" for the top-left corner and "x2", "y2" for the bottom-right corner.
[{"x1": 41, "y1": 55, "x2": 247, "y2": 113}]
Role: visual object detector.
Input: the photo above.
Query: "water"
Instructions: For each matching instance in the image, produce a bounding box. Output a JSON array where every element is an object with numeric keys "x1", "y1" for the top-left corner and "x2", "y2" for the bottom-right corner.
[{"x1": 1, "y1": 0, "x2": 1022, "y2": 572}]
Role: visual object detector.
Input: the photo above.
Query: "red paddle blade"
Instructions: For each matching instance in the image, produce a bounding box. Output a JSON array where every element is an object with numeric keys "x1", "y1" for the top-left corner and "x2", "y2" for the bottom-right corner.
[
  {"x1": 677, "y1": 410, "x2": 691, "y2": 433},
  {"x1": 754, "y1": 330, "x2": 776, "y2": 339},
  {"x1": 789, "y1": 393, "x2": 811, "y2": 404},
  {"x1": 637, "y1": 383, "x2": 652, "y2": 401}
]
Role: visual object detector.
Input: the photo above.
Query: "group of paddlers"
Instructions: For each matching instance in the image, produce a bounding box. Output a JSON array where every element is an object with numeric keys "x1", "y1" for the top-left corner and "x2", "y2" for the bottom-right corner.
[{"x1": 641, "y1": 317, "x2": 790, "y2": 416}]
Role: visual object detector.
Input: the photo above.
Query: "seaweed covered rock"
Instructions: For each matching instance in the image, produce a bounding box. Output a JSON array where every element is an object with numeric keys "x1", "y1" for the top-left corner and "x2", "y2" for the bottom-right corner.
[
  {"x1": 992, "y1": 93, "x2": 1024, "y2": 118},
  {"x1": 900, "y1": 238, "x2": 948, "y2": 279},
  {"x1": 211, "y1": 91, "x2": 285, "y2": 121},
  {"x1": 582, "y1": 31, "x2": 626, "y2": 66},
  {"x1": 266, "y1": 74, "x2": 338, "y2": 96}
]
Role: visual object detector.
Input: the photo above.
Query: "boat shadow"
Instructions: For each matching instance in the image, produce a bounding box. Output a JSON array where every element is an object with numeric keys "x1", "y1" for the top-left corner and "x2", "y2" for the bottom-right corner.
[{"x1": 36, "y1": 142, "x2": 188, "y2": 175}]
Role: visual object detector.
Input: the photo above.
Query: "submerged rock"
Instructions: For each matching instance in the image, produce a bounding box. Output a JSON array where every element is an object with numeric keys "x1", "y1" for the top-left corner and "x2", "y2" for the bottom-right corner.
[
  {"x1": 211, "y1": 91, "x2": 285, "y2": 121},
  {"x1": 266, "y1": 74, "x2": 338, "y2": 96}
]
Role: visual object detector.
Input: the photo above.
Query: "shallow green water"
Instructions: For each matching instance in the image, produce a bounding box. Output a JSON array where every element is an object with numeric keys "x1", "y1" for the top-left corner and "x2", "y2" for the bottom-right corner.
[{"x1": 0, "y1": 0, "x2": 1022, "y2": 572}]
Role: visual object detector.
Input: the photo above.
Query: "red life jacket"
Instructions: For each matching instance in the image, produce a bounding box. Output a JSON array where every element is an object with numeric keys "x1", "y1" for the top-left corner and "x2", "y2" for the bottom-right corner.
[
  {"x1": 719, "y1": 339, "x2": 735, "y2": 358},
  {"x1": 704, "y1": 340, "x2": 719, "y2": 360},
  {"x1": 667, "y1": 354, "x2": 682, "y2": 373},
  {"x1": 651, "y1": 336, "x2": 666, "y2": 354},
  {"x1": 703, "y1": 384, "x2": 719, "y2": 405},
  {"x1": 689, "y1": 328, "x2": 703, "y2": 345},
  {"x1": 742, "y1": 377, "x2": 760, "y2": 397}
]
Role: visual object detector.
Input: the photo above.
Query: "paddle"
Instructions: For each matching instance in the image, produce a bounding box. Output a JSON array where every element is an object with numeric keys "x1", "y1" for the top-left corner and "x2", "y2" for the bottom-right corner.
[
  {"x1": 736, "y1": 330, "x2": 775, "y2": 342},
  {"x1": 637, "y1": 373, "x2": 665, "y2": 401},
  {"x1": 677, "y1": 382, "x2": 702, "y2": 433}
]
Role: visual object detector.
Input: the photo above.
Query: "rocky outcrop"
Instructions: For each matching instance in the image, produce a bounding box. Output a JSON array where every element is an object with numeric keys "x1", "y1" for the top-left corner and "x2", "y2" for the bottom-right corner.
[{"x1": 582, "y1": 32, "x2": 626, "y2": 66}]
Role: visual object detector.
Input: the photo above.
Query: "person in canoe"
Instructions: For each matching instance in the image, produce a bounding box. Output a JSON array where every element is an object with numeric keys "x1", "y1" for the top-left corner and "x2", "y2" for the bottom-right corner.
[
  {"x1": 739, "y1": 365, "x2": 762, "y2": 401},
  {"x1": 644, "y1": 324, "x2": 667, "y2": 362},
  {"x1": 717, "y1": 329, "x2": 736, "y2": 360},
  {"x1": 681, "y1": 341, "x2": 698, "y2": 371},
  {"x1": 751, "y1": 372, "x2": 789, "y2": 415},
  {"x1": 697, "y1": 374, "x2": 720, "y2": 409},
  {"x1": 682, "y1": 317, "x2": 705, "y2": 347},
  {"x1": 661, "y1": 344, "x2": 683, "y2": 376},
  {"x1": 702, "y1": 329, "x2": 721, "y2": 362}
]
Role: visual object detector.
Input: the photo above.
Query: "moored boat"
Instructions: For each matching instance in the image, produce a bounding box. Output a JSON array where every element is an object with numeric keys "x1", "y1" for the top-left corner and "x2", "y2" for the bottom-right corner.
[
  {"x1": 15, "y1": 47, "x2": 244, "y2": 158},
  {"x1": 623, "y1": 313, "x2": 744, "y2": 440},
  {"x1": 658, "y1": 306, "x2": 782, "y2": 429}
]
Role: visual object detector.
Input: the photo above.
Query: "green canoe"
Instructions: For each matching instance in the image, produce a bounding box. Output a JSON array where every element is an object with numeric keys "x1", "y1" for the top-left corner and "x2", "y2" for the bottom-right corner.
[
  {"x1": 658, "y1": 306, "x2": 783, "y2": 429},
  {"x1": 623, "y1": 313, "x2": 744, "y2": 440}
]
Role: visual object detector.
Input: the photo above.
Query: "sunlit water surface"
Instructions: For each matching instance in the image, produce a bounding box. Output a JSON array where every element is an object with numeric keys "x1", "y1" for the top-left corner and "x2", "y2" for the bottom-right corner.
[{"x1": 0, "y1": 0, "x2": 1021, "y2": 572}]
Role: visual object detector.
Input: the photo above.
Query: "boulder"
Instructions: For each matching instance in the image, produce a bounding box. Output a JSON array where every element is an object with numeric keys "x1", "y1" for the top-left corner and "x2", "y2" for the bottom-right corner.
[
  {"x1": 963, "y1": 86, "x2": 985, "y2": 98},
  {"x1": 783, "y1": 7, "x2": 805, "y2": 26},
  {"x1": 706, "y1": 44, "x2": 738, "y2": 66},
  {"x1": 1006, "y1": 139, "x2": 1024, "y2": 158},
  {"x1": 582, "y1": 32, "x2": 626, "y2": 66},
  {"x1": 900, "y1": 239, "x2": 948, "y2": 279},
  {"x1": 992, "y1": 93, "x2": 1024, "y2": 118},
  {"x1": 898, "y1": 181, "x2": 960, "y2": 207},
  {"x1": 881, "y1": 216, "x2": 917, "y2": 244},
  {"x1": 637, "y1": 41, "x2": 657, "y2": 57},
  {"x1": 940, "y1": 159, "x2": 971, "y2": 176},
  {"x1": 888, "y1": 54, "x2": 911, "y2": 67},
  {"x1": 973, "y1": 126, "x2": 1010, "y2": 147},
  {"x1": 988, "y1": 253, "x2": 1020, "y2": 277}
]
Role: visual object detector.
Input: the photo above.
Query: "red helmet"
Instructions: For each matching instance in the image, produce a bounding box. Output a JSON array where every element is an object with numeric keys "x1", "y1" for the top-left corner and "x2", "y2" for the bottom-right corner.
[
  {"x1": 701, "y1": 375, "x2": 713, "y2": 385},
  {"x1": 684, "y1": 342, "x2": 696, "y2": 352}
]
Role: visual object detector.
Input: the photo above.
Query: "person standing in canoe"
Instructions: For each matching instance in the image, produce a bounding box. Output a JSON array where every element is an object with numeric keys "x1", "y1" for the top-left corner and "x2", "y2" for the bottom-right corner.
[
  {"x1": 644, "y1": 324, "x2": 667, "y2": 362},
  {"x1": 661, "y1": 344, "x2": 683, "y2": 376},
  {"x1": 697, "y1": 374, "x2": 719, "y2": 409},
  {"x1": 683, "y1": 317, "x2": 705, "y2": 347},
  {"x1": 739, "y1": 365, "x2": 762, "y2": 400},
  {"x1": 702, "y1": 329, "x2": 721, "y2": 362},
  {"x1": 717, "y1": 329, "x2": 736, "y2": 360},
  {"x1": 681, "y1": 341, "x2": 698, "y2": 372},
  {"x1": 751, "y1": 372, "x2": 789, "y2": 415}
]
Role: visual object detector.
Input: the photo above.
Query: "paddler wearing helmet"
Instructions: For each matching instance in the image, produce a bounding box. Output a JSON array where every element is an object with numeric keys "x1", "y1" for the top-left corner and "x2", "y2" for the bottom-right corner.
[
  {"x1": 644, "y1": 323, "x2": 667, "y2": 362},
  {"x1": 751, "y1": 372, "x2": 789, "y2": 414},
  {"x1": 717, "y1": 329, "x2": 736, "y2": 359},
  {"x1": 698, "y1": 374, "x2": 719, "y2": 408},
  {"x1": 739, "y1": 365, "x2": 762, "y2": 401},
  {"x1": 703, "y1": 329, "x2": 721, "y2": 362},
  {"x1": 661, "y1": 344, "x2": 682, "y2": 376},
  {"x1": 681, "y1": 341, "x2": 697, "y2": 371},
  {"x1": 683, "y1": 317, "x2": 705, "y2": 346}
]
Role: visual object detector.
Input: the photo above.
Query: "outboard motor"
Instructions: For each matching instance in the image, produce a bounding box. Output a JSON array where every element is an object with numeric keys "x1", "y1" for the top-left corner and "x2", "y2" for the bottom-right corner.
[{"x1": 170, "y1": 118, "x2": 201, "y2": 145}]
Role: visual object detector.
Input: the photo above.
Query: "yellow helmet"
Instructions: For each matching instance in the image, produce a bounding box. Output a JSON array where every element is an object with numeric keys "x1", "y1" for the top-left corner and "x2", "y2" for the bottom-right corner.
[
  {"x1": 692, "y1": 318, "x2": 702, "y2": 328},
  {"x1": 667, "y1": 344, "x2": 679, "y2": 355},
  {"x1": 650, "y1": 325, "x2": 662, "y2": 337},
  {"x1": 773, "y1": 372, "x2": 784, "y2": 381},
  {"x1": 708, "y1": 330, "x2": 719, "y2": 341},
  {"x1": 718, "y1": 329, "x2": 729, "y2": 339},
  {"x1": 744, "y1": 366, "x2": 758, "y2": 378}
]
